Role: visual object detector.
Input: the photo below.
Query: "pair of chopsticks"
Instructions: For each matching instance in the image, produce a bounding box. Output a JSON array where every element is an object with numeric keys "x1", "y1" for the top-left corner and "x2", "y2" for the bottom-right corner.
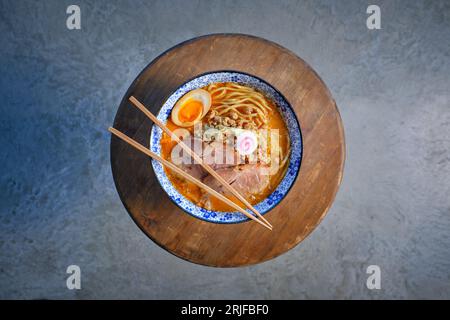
[{"x1": 108, "y1": 96, "x2": 273, "y2": 230}]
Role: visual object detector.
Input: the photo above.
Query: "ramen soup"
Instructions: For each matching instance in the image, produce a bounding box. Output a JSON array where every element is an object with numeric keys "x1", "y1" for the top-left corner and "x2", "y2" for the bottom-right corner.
[{"x1": 160, "y1": 82, "x2": 290, "y2": 212}]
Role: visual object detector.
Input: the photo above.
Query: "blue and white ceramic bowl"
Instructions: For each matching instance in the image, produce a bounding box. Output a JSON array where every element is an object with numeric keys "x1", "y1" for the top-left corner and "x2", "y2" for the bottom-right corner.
[{"x1": 150, "y1": 71, "x2": 302, "y2": 223}]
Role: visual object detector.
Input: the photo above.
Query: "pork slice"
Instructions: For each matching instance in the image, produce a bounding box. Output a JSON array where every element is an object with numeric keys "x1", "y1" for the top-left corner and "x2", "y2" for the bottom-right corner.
[
  {"x1": 203, "y1": 164, "x2": 270, "y2": 199},
  {"x1": 230, "y1": 165, "x2": 270, "y2": 197},
  {"x1": 202, "y1": 141, "x2": 242, "y2": 170},
  {"x1": 170, "y1": 137, "x2": 207, "y2": 180}
]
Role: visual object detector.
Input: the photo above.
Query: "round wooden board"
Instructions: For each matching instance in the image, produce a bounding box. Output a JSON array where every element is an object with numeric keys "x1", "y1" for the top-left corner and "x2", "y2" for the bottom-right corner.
[{"x1": 111, "y1": 34, "x2": 345, "y2": 267}]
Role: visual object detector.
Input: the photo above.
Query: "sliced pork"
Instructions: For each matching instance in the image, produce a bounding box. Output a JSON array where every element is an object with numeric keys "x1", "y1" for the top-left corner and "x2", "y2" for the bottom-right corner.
[
  {"x1": 170, "y1": 137, "x2": 207, "y2": 180},
  {"x1": 170, "y1": 137, "x2": 242, "y2": 180},
  {"x1": 202, "y1": 140, "x2": 242, "y2": 170},
  {"x1": 202, "y1": 164, "x2": 270, "y2": 200}
]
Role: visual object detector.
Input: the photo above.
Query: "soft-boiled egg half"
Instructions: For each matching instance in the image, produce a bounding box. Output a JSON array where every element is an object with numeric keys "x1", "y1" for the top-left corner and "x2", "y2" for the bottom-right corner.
[{"x1": 171, "y1": 89, "x2": 211, "y2": 127}]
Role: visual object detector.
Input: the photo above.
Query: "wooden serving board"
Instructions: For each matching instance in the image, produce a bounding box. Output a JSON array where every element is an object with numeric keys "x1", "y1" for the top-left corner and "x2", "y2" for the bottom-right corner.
[{"x1": 110, "y1": 34, "x2": 345, "y2": 267}]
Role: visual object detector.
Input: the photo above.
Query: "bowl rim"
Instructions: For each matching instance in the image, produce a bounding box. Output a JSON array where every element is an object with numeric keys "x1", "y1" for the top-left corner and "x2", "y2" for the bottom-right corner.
[{"x1": 149, "y1": 69, "x2": 303, "y2": 224}]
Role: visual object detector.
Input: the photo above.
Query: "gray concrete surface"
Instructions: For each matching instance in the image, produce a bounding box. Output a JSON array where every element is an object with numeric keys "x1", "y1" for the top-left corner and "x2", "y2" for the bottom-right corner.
[{"x1": 0, "y1": 0, "x2": 449, "y2": 299}]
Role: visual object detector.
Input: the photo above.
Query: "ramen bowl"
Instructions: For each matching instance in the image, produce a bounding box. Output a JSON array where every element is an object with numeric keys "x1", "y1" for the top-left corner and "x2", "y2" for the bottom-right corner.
[{"x1": 150, "y1": 71, "x2": 302, "y2": 223}]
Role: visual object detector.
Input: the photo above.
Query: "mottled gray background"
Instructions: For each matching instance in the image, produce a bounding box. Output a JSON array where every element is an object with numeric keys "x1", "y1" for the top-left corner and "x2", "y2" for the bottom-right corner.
[{"x1": 0, "y1": 0, "x2": 449, "y2": 299}]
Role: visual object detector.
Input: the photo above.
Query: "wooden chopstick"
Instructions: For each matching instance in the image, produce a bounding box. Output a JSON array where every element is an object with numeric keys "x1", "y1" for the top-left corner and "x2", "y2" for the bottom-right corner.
[
  {"x1": 108, "y1": 127, "x2": 272, "y2": 230},
  {"x1": 128, "y1": 96, "x2": 273, "y2": 228}
]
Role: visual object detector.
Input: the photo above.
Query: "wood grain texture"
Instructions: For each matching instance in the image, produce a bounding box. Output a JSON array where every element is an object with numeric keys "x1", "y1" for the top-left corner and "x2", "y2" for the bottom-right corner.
[{"x1": 110, "y1": 34, "x2": 345, "y2": 267}]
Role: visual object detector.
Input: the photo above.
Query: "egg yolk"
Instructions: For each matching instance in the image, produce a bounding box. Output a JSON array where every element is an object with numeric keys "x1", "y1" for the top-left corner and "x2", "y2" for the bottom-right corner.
[{"x1": 179, "y1": 99, "x2": 203, "y2": 123}]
